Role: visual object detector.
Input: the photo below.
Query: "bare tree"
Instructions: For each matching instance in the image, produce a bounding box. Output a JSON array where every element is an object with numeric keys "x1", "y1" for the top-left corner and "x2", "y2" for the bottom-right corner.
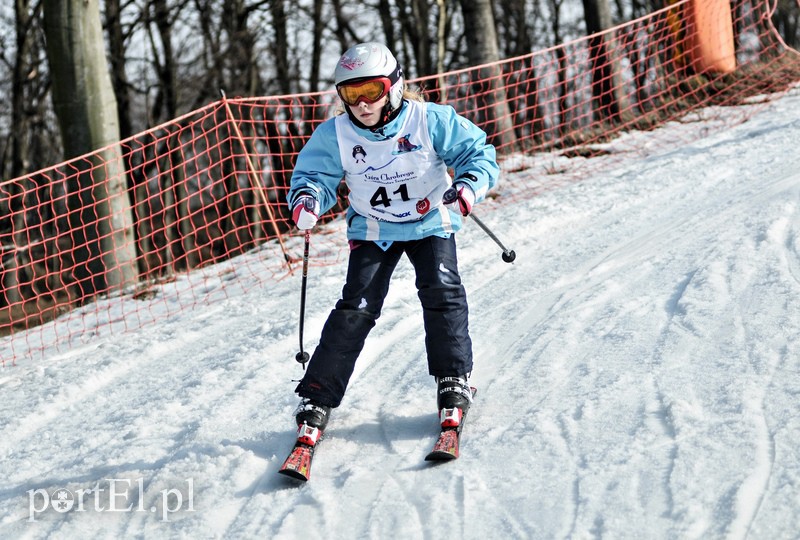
[
  {"x1": 42, "y1": 0, "x2": 137, "y2": 292},
  {"x1": 400, "y1": 0, "x2": 435, "y2": 76},
  {"x1": 4, "y1": 0, "x2": 59, "y2": 180},
  {"x1": 269, "y1": 0, "x2": 292, "y2": 95},
  {"x1": 495, "y1": 0, "x2": 536, "y2": 58},
  {"x1": 549, "y1": 0, "x2": 570, "y2": 136},
  {"x1": 772, "y1": 0, "x2": 800, "y2": 48},
  {"x1": 148, "y1": 0, "x2": 180, "y2": 120},
  {"x1": 582, "y1": 0, "x2": 627, "y2": 124},
  {"x1": 456, "y1": 0, "x2": 517, "y2": 151},
  {"x1": 104, "y1": 0, "x2": 134, "y2": 140},
  {"x1": 307, "y1": 0, "x2": 326, "y2": 92},
  {"x1": 9, "y1": 1, "x2": 40, "y2": 178}
]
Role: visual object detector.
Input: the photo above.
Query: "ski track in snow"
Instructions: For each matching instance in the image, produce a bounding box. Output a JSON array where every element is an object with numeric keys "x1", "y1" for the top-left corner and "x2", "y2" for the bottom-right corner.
[{"x1": 1, "y1": 90, "x2": 800, "y2": 539}]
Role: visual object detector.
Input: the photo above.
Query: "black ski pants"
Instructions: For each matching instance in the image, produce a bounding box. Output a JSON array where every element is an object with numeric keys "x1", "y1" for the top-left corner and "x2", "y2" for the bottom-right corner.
[{"x1": 295, "y1": 234, "x2": 473, "y2": 408}]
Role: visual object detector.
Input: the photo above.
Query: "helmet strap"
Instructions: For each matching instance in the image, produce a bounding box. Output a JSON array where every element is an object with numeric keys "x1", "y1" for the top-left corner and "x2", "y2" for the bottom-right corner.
[
  {"x1": 379, "y1": 101, "x2": 395, "y2": 125},
  {"x1": 371, "y1": 101, "x2": 402, "y2": 131}
]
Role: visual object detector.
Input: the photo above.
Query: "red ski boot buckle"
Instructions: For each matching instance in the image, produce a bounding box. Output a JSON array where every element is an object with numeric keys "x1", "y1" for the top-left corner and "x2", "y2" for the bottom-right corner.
[
  {"x1": 439, "y1": 407, "x2": 462, "y2": 428},
  {"x1": 296, "y1": 423, "x2": 322, "y2": 446}
]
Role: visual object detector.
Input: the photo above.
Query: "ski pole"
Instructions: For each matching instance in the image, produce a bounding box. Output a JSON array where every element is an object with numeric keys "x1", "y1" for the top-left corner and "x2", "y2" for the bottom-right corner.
[
  {"x1": 295, "y1": 231, "x2": 311, "y2": 368},
  {"x1": 443, "y1": 186, "x2": 516, "y2": 263},
  {"x1": 469, "y1": 213, "x2": 516, "y2": 263}
]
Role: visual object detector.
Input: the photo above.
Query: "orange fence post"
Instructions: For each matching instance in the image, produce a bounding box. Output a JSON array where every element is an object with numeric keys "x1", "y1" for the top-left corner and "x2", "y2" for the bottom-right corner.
[{"x1": 686, "y1": 0, "x2": 737, "y2": 74}]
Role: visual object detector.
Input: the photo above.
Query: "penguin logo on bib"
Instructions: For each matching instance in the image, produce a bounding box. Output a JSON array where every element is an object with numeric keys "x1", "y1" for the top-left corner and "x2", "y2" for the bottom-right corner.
[{"x1": 352, "y1": 145, "x2": 367, "y2": 163}]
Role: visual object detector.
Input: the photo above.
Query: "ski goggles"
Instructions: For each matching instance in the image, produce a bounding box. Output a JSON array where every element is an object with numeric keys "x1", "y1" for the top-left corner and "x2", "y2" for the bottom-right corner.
[{"x1": 336, "y1": 78, "x2": 392, "y2": 106}]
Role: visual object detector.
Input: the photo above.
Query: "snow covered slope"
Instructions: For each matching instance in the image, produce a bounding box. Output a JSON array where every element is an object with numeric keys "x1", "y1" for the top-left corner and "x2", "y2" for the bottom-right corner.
[{"x1": 2, "y1": 89, "x2": 799, "y2": 539}]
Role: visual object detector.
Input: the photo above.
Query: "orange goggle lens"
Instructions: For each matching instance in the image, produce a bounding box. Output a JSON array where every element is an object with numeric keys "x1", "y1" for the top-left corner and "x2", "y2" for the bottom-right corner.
[{"x1": 337, "y1": 78, "x2": 391, "y2": 106}]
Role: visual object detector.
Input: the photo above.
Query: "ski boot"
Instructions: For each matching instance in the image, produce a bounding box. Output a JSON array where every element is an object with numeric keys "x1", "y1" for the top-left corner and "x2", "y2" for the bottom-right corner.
[
  {"x1": 436, "y1": 375, "x2": 473, "y2": 428},
  {"x1": 293, "y1": 398, "x2": 331, "y2": 447}
]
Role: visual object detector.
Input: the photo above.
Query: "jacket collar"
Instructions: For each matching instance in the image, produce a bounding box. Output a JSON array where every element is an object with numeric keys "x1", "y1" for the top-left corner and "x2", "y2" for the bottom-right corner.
[{"x1": 350, "y1": 100, "x2": 410, "y2": 141}]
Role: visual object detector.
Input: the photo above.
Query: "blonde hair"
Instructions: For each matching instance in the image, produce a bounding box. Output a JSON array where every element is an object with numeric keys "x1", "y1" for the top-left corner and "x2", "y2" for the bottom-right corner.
[{"x1": 403, "y1": 86, "x2": 425, "y2": 102}]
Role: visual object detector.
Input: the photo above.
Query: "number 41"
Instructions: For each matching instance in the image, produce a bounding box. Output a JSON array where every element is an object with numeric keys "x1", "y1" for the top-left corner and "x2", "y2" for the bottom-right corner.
[{"x1": 370, "y1": 184, "x2": 410, "y2": 207}]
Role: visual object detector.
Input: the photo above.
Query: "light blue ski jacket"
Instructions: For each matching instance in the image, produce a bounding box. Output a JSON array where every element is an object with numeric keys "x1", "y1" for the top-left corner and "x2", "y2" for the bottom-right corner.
[{"x1": 287, "y1": 100, "x2": 499, "y2": 245}]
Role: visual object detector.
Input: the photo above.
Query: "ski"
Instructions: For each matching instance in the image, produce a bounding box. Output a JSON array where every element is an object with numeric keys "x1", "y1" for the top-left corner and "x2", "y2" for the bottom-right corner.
[
  {"x1": 278, "y1": 443, "x2": 316, "y2": 481},
  {"x1": 425, "y1": 387, "x2": 476, "y2": 462},
  {"x1": 278, "y1": 423, "x2": 323, "y2": 482}
]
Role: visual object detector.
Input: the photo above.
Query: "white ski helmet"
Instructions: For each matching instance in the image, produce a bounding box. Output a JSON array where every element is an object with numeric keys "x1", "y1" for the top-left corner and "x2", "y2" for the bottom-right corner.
[{"x1": 334, "y1": 42, "x2": 404, "y2": 111}]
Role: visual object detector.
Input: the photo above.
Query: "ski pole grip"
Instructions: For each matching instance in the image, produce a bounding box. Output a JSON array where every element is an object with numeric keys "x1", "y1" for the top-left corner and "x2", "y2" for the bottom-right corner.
[
  {"x1": 442, "y1": 186, "x2": 458, "y2": 205},
  {"x1": 301, "y1": 196, "x2": 317, "y2": 212}
]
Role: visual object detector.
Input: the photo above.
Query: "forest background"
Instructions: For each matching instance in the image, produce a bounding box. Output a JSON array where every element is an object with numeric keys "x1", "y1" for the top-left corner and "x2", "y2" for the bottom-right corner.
[{"x1": 1, "y1": 0, "x2": 799, "y2": 183}]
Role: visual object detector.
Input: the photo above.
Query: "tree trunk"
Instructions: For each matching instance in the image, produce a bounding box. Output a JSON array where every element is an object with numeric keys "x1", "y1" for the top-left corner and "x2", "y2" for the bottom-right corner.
[
  {"x1": 308, "y1": 0, "x2": 324, "y2": 92},
  {"x1": 42, "y1": 0, "x2": 138, "y2": 294},
  {"x1": 456, "y1": 0, "x2": 517, "y2": 152},
  {"x1": 410, "y1": 0, "x2": 433, "y2": 77},
  {"x1": 772, "y1": 0, "x2": 799, "y2": 48},
  {"x1": 582, "y1": 0, "x2": 627, "y2": 124},
  {"x1": 269, "y1": 0, "x2": 291, "y2": 96},
  {"x1": 150, "y1": 0, "x2": 179, "y2": 120},
  {"x1": 104, "y1": 0, "x2": 133, "y2": 140}
]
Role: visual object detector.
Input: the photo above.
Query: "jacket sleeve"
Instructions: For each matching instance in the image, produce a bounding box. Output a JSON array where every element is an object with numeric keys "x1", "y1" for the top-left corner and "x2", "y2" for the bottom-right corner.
[
  {"x1": 286, "y1": 119, "x2": 344, "y2": 214},
  {"x1": 425, "y1": 103, "x2": 499, "y2": 202}
]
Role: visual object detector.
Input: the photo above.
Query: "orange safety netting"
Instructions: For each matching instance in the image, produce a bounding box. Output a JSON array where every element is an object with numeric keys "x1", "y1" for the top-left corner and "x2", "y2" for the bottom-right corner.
[{"x1": 2, "y1": 0, "x2": 799, "y2": 365}]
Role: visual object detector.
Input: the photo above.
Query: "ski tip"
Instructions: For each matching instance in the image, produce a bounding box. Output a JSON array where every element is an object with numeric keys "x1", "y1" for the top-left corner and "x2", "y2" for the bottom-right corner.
[
  {"x1": 278, "y1": 468, "x2": 310, "y2": 482},
  {"x1": 425, "y1": 450, "x2": 459, "y2": 462},
  {"x1": 278, "y1": 443, "x2": 315, "y2": 482}
]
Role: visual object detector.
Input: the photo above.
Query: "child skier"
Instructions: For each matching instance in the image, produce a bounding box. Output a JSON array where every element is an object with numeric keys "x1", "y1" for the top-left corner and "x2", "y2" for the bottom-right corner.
[{"x1": 287, "y1": 42, "x2": 499, "y2": 447}]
